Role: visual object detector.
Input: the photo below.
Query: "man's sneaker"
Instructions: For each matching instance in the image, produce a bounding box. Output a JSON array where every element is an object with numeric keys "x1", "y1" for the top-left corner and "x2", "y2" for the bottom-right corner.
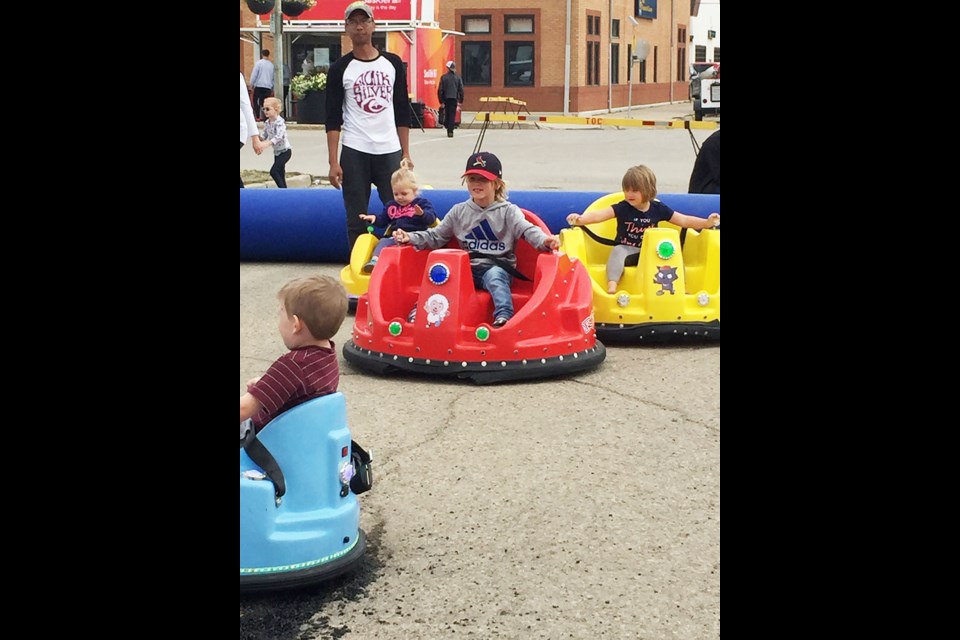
[
  {"x1": 407, "y1": 306, "x2": 418, "y2": 322},
  {"x1": 492, "y1": 316, "x2": 509, "y2": 328},
  {"x1": 361, "y1": 257, "x2": 378, "y2": 274}
]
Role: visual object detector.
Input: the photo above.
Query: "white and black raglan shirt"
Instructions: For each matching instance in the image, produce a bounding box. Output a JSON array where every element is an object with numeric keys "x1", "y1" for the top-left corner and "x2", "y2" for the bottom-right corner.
[{"x1": 326, "y1": 52, "x2": 411, "y2": 155}]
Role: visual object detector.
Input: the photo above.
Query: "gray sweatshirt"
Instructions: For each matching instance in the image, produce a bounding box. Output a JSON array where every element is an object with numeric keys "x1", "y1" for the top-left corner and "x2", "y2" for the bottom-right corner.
[{"x1": 406, "y1": 199, "x2": 552, "y2": 270}]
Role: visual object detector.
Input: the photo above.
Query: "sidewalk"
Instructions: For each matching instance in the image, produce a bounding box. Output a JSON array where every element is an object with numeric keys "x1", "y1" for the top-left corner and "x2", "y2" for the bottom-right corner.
[{"x1": 277, "y1": 100, "x2": 702, "y2": 131}]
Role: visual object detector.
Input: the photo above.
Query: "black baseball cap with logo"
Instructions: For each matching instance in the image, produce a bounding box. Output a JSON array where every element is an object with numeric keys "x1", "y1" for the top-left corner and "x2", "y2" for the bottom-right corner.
[{"x1": 462, "y1": 152, "x2": 502, "y2": 181}]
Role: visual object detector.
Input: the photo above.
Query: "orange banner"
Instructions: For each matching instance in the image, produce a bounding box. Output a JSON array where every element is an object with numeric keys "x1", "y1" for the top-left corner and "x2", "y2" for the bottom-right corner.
[
  {"x1": 387, "y1": 28, "x2": 454, "y2": 110},
  {"x1": 418, "y1": 28, "x2": 454, "y2": 109}
]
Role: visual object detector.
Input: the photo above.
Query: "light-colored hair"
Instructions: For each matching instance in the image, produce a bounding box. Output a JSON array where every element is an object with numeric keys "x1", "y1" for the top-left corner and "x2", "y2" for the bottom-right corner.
[
  {"x1": 391, "y1": 167, "x2": 419, "y2": 191},
  {"x1": 263, "y1": 97, "x2": 283, "y2": 114},
  {"x1": 493, "y1": 179, "x2": 508, "y2": 201},
  {"x1": 278, "y1": 276, "x2": 347, "y2": 340},
  {"x1": 621, "y1": 165, "x2": 657, "y2": 202}
]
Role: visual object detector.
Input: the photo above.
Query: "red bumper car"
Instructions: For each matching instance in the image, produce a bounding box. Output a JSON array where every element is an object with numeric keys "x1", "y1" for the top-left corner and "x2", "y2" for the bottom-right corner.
[{"x1": 343, "y1": 211, "x2": 605, "y2": 384}]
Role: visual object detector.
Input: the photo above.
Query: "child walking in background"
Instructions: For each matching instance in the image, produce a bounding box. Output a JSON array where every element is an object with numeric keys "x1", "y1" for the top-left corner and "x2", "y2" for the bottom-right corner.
[
  {"x1": 393, "y1": 151, "x2": 559, "y2": 328},
  {"x1": 358, "y1": 167, "x2": 437, "y2": 273},
  {"x1": 566, "y1": 165, "x2": 720, "y2": 294},
  {"x1": 259, "y1": 97, "x2": 293, "y2": 188},
  {"x1": 239, "y1": 275, "x2": 347, "y2": 444}
]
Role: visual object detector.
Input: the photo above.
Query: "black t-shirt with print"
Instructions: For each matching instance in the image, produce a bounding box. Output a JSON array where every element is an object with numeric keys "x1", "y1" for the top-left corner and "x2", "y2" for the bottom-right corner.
[{"x1": 613, "y1": 199, "x2": 675, "y2": 246}]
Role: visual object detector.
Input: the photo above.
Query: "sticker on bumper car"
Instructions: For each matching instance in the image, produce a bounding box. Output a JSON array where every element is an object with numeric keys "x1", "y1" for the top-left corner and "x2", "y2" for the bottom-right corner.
[{"x1": 424, "y1": 294, "x2": 451, "y2": 327}]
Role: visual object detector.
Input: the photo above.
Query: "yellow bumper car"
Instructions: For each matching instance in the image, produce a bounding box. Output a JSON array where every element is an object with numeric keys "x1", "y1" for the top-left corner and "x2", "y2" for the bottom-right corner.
[{"x1": 559, "y1": 192, "x2": 719, "y2": 342}]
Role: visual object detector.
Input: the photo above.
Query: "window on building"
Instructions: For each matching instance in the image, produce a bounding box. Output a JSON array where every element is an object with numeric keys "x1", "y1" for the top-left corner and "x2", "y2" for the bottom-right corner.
[
  {"x1": 640, "y1": 58, "x2": 647, "y2": 83},
  {"x1": 586, "y1": 13, "x2": 601, "y2": 86},
  {"x1": 586, "y1": 41, "x2": 601, "y2": 86},
  {"x1": 627, "y1": 44, "x2": 632, "y2": 82},
  {"x1": 713, "y1": 47, "x2": 720, "y2": 63},
  {"x1": 695, "y1": 45, "x2": 706, "y2": 63},
  {"x1": 462, "y1": 41, "x2": 491, "y2": 86},
  {"x1": 593, "y1": 42, "x2": 600, "y2": 85},
  {"x1": 506, "y1": 15, "x2": 534, "y2": 34},
  {"x1": 612, "y1": 19, "x2": 620, "y2": 38},
  {"x1": 677, "y1": 27, "x2": 686, "y2": 81},
  {"x1": 505, "y1": 42, "x2": 534, "y2": 86},
  {"x1": 611, "y1": 43, "x2": 620, "y2": 84},
  {"x1": 590, "y1": 15, "x2": 601, "y2": 35},
  {"x1": 653, "y1": 46, "x2": 658, "y2": 83},
  {"x1": 587, "y1": 42, "x2": 595, "y2": 85},
  {"x1": 463, "y1": 16, "x2": 491, "y2": 34}
]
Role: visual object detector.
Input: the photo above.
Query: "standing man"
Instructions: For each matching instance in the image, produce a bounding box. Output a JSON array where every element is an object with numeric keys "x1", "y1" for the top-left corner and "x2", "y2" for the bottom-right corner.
[
  {"x1": 326, "y1": 1, "x2": 413, "y2": 255},
  {"x1": 250, "y1": 49, "x2": 275, "y2": 121},
  {"x1": 438, "y1": 61, "x2": 464, "y2": 138}
]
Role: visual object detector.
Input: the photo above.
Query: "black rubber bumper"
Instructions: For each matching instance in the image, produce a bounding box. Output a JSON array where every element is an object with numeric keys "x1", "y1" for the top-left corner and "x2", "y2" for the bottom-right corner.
[
  {"x1": 596, "y1": 321, "x2": 719, "y2": 344},
  {"x1": 343, "y1": 341, "x2": 607, "y2": 385}
]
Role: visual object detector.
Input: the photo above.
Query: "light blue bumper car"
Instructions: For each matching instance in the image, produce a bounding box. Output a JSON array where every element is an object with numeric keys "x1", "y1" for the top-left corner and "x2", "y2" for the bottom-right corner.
[{"x1": 240, "y1": 393, "x2": 371, "y2": 592}]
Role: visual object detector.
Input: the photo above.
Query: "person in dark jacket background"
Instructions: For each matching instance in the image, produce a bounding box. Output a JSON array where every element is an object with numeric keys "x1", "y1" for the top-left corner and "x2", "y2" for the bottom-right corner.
[
  {"x1": 688, "y1": 129, "x2": 720, "y2": 194},
  {"x1": 438, "y1": 61, "x2": 464, "y2": 138}
]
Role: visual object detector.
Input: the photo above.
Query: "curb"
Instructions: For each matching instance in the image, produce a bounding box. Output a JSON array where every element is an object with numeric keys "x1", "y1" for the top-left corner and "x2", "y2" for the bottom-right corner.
[{"x1": 242, "y1": 173, "x2": 315, "y2": 189}]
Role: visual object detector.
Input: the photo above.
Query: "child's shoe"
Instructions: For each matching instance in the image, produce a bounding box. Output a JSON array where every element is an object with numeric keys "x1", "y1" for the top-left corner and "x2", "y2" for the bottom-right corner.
[
  {"x1": 492, "y1": 316, "x2": 509, "y2": 328},
  {"x1": 362, "y1": 256, "x2": 378, "y2": 274},
  {"x1": 407, "y1": 306, "x2": 418, "y2": 323}
]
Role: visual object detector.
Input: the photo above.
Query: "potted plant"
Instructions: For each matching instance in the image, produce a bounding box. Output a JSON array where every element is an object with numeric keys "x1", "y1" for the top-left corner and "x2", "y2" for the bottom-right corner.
[
  {"x1": 245, "y1": 0, "x2": 275, "y2": 14},
  {"x1": 281, "y1": 0, "x2": 316, "y2": 17},
  {"x1": 291, "y1": 69, "x2": 328, "y2": 124}
]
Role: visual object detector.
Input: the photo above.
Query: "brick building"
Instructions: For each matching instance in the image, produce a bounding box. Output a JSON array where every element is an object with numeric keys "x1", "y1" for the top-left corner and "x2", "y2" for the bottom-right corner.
[
  {"x1": 240, "y1": 1, "x2": 693, "y2": 115},
  {"x1": 439, "y1": 1, "x2": 691, "y2": 114}
]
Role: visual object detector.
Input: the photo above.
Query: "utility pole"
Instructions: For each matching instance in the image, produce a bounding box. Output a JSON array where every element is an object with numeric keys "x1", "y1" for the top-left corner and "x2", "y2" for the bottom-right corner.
[
  {"x1": 630, "y1": 37, "x2": 649, "y2": 117},
  {"x1": 563, "y1": 0, "x2": 571, "y2": 116},
  {"x1": 669, "y1": 0, "x2": 674, "y2": 103},
  {"x1": 272, "y1": 2, "x2": 284, "y2": 107},
  {"x1": 627, "y1": 17, "x2": 641, "y2": 117}
]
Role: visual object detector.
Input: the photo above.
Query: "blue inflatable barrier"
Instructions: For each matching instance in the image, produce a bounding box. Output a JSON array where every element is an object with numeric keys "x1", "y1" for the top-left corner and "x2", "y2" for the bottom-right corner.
[{"x1": 240, "y1": 189, "x2": 720, "y2": 263}]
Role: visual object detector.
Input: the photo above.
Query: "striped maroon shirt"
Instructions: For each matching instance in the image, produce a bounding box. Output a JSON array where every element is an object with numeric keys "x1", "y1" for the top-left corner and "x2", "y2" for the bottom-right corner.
[{"x1": 248, "y1": 343, "x2": 339, "y2": 432}]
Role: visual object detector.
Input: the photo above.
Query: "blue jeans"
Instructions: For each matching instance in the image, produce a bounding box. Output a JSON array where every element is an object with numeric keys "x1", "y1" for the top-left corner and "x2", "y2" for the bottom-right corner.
[
  {"x1": 472, "y1": 265, "x2": 513, "y2": 320},
  {"x1": 372, "y1": 237, "x2": 397, "y2": 258}
]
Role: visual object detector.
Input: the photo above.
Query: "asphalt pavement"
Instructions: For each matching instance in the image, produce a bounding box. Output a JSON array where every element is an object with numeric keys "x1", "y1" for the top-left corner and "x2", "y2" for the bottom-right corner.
[
  {"x1": 239, "y1": 100, "x2": 720, "y2": 640},
  {"x1": 240, "y1": 101, "x2": 718, "y2": 193}
]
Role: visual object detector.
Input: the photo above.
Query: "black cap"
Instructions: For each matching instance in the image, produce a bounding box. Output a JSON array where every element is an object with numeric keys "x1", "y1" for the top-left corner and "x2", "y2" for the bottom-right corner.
[{"x1": 462, "y1": 152, "x2": 502, "y2": 181}]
